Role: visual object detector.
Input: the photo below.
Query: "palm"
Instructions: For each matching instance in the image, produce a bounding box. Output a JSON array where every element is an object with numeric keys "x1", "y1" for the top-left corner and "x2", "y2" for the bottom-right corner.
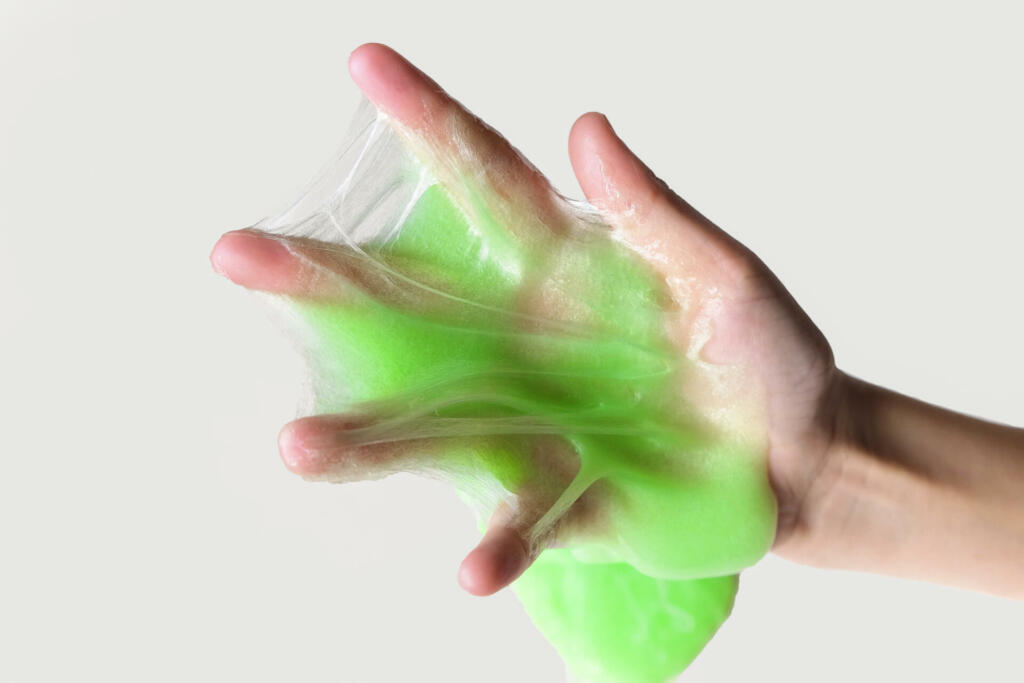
[{"x1": 698, "y1": 249, "x2": 839, "y2": 549}]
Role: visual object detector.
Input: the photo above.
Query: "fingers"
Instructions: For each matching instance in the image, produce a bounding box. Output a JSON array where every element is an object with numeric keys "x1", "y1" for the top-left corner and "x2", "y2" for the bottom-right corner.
[
  {"x1": 279, "y1": 413, "x2": 534, "y2": 595},
  {"x1": 568, "y1": 112, "x2": 666, "y2": 219},
  {"x1": 348, "y1": 43, "x2": 563, "y2": 229},
  {"x1": 457, "y1": 520, "x2": 530, "y2": 596},
  {"x1": 281, "y1": 412, "x2": 581, "y2": 596},
  {"x1": 568, "y1": 112, "x2": 748, "y2": 273},
  {"x1": 277, "y1": 414, "x2": 415, "y2": 480},
  {"x1": 211, "y1": 230, "x2": 316, "y2": 296},
  {"x1": 347, "y1": 43, "x2": 447, "y2": 129},
  {"x1": 211, "y1": 228, "x2": 414, "y2": 303},
  {"x1": 457, "y1": 435, "x2": 584, "y2": 596}
]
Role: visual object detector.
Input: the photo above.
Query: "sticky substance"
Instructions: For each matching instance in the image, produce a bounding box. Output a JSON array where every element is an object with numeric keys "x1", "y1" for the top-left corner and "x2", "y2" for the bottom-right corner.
[{"x1": 244, "y1": 100, "x2": 776, "y2": 682}]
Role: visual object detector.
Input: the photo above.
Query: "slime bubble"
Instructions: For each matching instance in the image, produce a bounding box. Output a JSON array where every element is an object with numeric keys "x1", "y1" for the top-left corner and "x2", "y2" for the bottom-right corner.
[{"x1": 235, "y1": 99, "x2": 776, "y2": 681}]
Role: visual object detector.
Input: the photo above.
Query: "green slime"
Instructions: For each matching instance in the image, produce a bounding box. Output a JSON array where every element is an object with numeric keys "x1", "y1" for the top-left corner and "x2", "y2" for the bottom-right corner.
[{"x1": 284, "y1": 181, "x2": 774, "y2": 681}]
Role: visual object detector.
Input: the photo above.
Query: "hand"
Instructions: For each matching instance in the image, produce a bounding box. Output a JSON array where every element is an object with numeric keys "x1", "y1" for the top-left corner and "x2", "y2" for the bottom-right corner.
[{"x1": 210, "y1": 44, "x2": 849, "y2": 595}]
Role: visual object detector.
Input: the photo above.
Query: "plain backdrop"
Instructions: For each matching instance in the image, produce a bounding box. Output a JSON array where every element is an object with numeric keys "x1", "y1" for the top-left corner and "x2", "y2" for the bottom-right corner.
[{"x1": 2, "y1": 1, "x2": 1021, "y2": 681}]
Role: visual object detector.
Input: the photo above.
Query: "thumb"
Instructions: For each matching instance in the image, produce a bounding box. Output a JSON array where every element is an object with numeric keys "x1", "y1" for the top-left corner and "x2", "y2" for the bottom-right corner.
[{"x1": 568, "y1": 112, "x2": 743, "y2": 262}]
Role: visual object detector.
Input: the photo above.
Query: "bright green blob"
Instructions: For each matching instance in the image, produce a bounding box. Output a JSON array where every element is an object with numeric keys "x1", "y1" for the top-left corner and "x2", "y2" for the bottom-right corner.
[
  {"x1": 270, "y1": 140, "x2": 775, "y2": 680},
  {"x1": 516, "y1": 550, "x2": 738, "y2": 683}
]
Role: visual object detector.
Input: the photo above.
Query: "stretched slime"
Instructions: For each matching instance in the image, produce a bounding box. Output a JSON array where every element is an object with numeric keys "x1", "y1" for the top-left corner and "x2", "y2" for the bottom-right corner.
[{"x1": 241, "y1": 100, "x2": 776, "y2": 681}]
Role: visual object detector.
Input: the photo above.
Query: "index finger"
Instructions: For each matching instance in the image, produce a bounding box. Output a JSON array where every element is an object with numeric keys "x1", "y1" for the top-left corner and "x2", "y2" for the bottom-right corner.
[{"x1": 348, "y1": 43, "x2": 569, "y2": 236}]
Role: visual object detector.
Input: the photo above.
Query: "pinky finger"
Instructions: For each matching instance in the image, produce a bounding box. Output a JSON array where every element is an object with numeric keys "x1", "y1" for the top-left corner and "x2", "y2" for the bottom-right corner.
[{"x1": 457, "y1": 519, "x2": 531, "y2": 597}]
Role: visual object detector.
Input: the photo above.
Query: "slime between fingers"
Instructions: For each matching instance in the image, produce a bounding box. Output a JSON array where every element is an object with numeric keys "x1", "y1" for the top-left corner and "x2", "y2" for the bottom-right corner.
[{"x1": 240, "y1": 100, "x2": 776, "y2": 682}]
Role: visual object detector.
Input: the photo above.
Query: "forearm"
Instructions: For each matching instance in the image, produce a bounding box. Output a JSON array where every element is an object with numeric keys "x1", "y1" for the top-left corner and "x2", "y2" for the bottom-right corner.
[{"x1": 790, "y1": 373, "x2": 1024, "y2": 598}]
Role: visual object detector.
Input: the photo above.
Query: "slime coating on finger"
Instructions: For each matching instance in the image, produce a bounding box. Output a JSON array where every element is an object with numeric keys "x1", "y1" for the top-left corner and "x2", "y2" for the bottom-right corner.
[{"x1": 245, "y1": 100, "x2": 776, "y2": 682}]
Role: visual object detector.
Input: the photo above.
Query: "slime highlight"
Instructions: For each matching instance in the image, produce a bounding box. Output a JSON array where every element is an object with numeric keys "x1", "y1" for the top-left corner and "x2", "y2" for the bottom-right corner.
[{"x1": 242, "y1": 100, "x2": 776, "y2": 681}]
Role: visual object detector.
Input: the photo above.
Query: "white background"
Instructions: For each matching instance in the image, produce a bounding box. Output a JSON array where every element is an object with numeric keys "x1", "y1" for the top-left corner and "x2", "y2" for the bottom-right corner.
[{"x1": 2, "y1": 1, "x2": 1022, "y2": 681}]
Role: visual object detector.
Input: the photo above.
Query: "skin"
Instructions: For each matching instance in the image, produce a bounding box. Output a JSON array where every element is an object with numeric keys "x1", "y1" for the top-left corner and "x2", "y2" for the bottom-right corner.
[{"x1": 211, "y1": 43, "x2": 1024, "y2": 600}]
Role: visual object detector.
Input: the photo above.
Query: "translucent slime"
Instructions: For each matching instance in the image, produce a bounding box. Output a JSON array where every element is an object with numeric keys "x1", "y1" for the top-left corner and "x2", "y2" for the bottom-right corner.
[{"x1": 241, "y1": 100, "x2": 776, "y2": 681}]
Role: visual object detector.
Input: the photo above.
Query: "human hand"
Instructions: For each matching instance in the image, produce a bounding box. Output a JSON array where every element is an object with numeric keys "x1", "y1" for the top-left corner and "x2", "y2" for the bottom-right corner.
[{"x1": 210, "y1": 43, "x2": 844, "y2": 596}]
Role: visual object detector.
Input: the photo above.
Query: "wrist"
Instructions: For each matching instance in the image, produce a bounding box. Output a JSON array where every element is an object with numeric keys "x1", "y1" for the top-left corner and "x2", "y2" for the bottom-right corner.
[
  {"x1": 775, "y1": 373, "x2": 922, "y2": 566},
  {"x1": 786, "y1": 372, "x2": 1024, "y2": 598}
]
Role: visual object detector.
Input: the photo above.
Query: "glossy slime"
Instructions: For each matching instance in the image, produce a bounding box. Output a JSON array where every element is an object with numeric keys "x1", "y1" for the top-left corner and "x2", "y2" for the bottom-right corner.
[{"x1": 242, "y1": 100, "x2": 776, "y2": 682}]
